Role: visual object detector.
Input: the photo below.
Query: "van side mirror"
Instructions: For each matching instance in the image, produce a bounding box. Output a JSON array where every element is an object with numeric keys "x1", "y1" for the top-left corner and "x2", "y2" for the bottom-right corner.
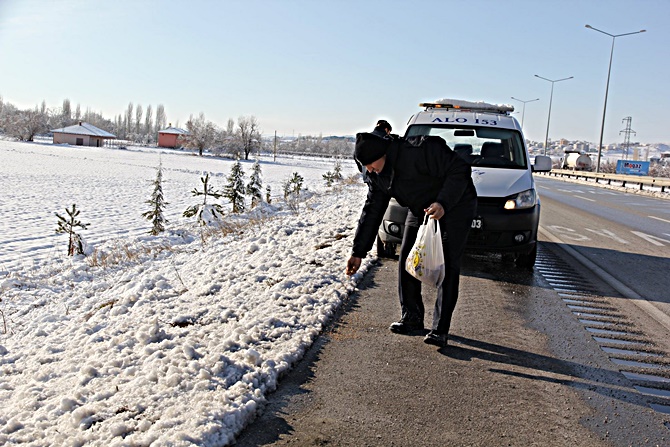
[{"x1": 532, "y1": 155, "x2": 553, "y2": 172}]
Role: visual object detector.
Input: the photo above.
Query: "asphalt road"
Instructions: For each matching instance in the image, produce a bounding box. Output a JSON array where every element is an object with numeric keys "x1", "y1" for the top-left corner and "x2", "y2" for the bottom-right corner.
[
  {"x1": 535, "y1": 175, "x2": 670, "y2": 336},
  {"x1": 235, "y1": 177, "x2": 670, "y2": 446},
  {"x1": 235, "y1": 247, "x2": 670, "y2": 446}
]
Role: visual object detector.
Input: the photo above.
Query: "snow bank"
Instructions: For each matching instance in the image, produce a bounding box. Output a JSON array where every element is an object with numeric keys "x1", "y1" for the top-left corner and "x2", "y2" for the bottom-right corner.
[{"x1": 0, "y1": 140, "x2": 376, "y2": 446}]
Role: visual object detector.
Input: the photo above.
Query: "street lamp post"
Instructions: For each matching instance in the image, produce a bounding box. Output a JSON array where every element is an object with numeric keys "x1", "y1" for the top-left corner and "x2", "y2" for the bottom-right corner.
[
  {"x1": 586, "y1": 24, "x2": 646, "y2": 173},
  {"x1": 510, "y1": 96, "x2": 540, "y2": 128},
  {"x1": 534, "y1": 75, "x2": 573, "y2": 155}
]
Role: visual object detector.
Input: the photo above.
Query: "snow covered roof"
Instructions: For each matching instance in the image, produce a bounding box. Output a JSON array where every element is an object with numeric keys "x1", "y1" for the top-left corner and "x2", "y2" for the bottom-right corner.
[
  {"x1": 158, "y1": 126, "x2": 189, "y2": 135},
  {"x1": 51, "y1": 122, "x2": 116, "y2": 138}
]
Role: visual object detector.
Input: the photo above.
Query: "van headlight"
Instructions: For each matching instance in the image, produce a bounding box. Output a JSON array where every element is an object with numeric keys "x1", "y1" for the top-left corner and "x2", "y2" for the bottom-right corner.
[{"x1": 504, "y1": 189, "x2": 536, "y2": 210}]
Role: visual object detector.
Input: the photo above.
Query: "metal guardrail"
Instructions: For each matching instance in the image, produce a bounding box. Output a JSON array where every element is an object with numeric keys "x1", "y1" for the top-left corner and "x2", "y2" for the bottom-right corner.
[{"x1": 542, "y1": 169, "x2": 670, "y2": 193}]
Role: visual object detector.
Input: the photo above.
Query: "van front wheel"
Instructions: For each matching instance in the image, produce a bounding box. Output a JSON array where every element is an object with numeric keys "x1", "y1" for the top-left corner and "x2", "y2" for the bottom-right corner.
[
  {"x1": 376, "y1": 235, "x2": 397, "y2": 259},
  {"x1": 515, "y1": 245, "x2": 537, "y2": 270}
]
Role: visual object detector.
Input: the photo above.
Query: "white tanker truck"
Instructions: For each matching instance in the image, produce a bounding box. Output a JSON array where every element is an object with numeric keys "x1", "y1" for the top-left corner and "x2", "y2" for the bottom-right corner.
[{"x1": 562, "y1": 150, "x2": 593, "y2": 171}]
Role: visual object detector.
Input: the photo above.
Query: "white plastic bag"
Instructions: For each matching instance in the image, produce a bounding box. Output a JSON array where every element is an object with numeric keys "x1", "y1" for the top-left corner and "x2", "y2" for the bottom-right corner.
[{"x1": 405, "y1": 215, "x2": 445, "y2": 287}]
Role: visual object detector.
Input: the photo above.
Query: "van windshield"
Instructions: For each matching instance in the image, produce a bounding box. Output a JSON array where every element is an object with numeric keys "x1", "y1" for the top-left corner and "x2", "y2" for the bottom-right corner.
[{"x1": 406, "y1": 125, "x2": 528, "y2": 169}]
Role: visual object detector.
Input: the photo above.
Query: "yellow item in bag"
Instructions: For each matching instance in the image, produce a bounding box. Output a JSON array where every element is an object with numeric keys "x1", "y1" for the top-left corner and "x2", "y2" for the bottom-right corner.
[{"x1": 405, "y1": 215, "x2": 445, "y2": 288}]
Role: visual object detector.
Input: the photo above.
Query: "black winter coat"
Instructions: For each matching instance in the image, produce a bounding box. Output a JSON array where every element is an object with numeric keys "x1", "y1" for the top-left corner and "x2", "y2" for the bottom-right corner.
[{"x1": 352, "y1": 135, "x2": 477, "y2": 258}]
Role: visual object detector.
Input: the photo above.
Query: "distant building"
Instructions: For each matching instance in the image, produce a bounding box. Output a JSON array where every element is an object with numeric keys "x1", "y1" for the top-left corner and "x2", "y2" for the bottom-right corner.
[
  {"x1": 157, "y1": 125, "x2": 189, "y2": 148},
  {"x1": 51, "y1": 122, "x2": 116, "y2": 147}
]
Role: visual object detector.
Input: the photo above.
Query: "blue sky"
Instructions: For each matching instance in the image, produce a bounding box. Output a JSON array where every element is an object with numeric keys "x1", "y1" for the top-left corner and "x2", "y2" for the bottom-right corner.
[{"x1": 1, "y1": 0, "x2": 668, "y2": 144}]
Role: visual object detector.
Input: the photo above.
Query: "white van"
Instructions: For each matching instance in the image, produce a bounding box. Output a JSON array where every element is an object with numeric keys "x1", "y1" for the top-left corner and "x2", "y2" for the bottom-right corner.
[{"x1": 377, "y1": 99, "x2": 553, "y2": 268}]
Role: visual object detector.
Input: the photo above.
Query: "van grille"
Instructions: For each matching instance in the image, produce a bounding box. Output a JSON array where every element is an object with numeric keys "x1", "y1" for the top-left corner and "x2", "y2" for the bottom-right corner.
[
  {"x1": 476, "y1": 196, "x2": 507, "y2": 209},
  {"x1": 467, "y1": 230, "x2": 501, "y2": 246}
]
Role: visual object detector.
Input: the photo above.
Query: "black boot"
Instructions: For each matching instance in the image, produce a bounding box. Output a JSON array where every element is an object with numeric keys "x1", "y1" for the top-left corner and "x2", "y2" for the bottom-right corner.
[
  {"x1": 423, "y1": 331, "x2": 447, "y2": 347},
  {"x1": 388, "y1": 315, "x2": 424, "y2": 334}
]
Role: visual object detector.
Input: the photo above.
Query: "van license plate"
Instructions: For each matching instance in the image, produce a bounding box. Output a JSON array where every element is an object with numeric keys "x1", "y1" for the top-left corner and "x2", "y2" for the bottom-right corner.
[{"x1": 471, "y1": 218, "x2": 483, "y2": 230}]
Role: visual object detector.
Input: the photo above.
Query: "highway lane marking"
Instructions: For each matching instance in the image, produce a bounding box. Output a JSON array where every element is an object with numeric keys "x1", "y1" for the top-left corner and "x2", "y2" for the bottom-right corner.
[
  {"x1": 548, "y1": 225, "x2": 670, "y2": 247},
  {"x1": 585, "y1": 228, "x2": 629, "y2": 244},
  {"x1": 539, "y1": 226, "x2": 670, "y2": 333},
  {"x1": 573, "y1": 195, "x2": 596, "y2": 202},
  {"x1": 631, "y1": 231, "x2": 670, "y2": 246},
  {"x1": 546, "y1": 225, "x2": 590, "y2": 241},
  {"x1": 649, "y1": 215, "x2": 670, "y2": 224}
]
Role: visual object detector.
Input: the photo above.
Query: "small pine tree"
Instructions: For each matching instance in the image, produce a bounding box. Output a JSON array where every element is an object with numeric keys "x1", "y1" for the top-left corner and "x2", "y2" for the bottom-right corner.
[
  {"x1": 265, "y1": 185, "x2": 272, "y2": 204},
  {"x1": 283, "y1": 172, "x2": 304, "y2": 212},
  {"x1": 323, "y1": 159, "x2": 343, "y2": 187},
  {"x1": 246, "y1": 159, "x2": 263, "y2": 208},
  {"x1": 333, "y1": 159, "x2": 343, "y2": 179},
  {"x1": 282, "y1": 179, "x2": 292, "y2": 200},
  {"x1": 55, "y1": 204, "x2": 89, "y2": 256},
  {"x1": 323, "y1": 171, "x2": 335, "y2": 187},
  {"x1": 142, "y1": 161, "x2": 169, "y2": 235},
  {"x1": 183, "y1": 173, "x2": 225, "y2": 225},
  {"x1": 289, "y1": 172, "x2": 304, "y2": 195},
  {"x1": 223, "y1": 159, "x2": 246, "y2": 213}
]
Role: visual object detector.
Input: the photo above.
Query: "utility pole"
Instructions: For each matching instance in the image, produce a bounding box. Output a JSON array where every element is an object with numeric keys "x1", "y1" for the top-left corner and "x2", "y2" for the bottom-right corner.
[
  {"x1": 619, "y1": 116, "x2": 636, "y2": 160},
  {"x1": 273, "y1": 130, "x2": 277, "y2": 162}
]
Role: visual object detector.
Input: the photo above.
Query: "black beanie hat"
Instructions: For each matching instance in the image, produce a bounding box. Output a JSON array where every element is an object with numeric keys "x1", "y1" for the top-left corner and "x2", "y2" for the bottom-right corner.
[
  {"x1": 376, "y1": 120, "x2": 392, "y2": 132},
  {"x1": 355, "y1": 132, "x2": 391, "y2": 166},
  {"x1": 372, "y1": 120, "x2": 392, "y2": 138}
]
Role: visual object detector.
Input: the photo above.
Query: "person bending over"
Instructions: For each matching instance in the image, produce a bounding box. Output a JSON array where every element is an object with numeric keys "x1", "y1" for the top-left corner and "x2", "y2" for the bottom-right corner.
[{"x1": 346, "y1": 123, "x2": 477, "y2": 347}]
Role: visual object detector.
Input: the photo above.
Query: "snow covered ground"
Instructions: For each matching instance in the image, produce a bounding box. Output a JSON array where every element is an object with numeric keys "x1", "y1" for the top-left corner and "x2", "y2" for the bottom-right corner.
[{"x1": 0, "y1": 140, "x2": 376, "y2": 446}]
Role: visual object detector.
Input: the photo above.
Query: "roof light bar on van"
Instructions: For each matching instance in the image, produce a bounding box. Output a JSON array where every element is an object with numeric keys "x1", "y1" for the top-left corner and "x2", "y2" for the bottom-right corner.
[
  {"x1": 420, "y1": 103, "x2": 454, "y2": 109},
  {"x1": 419, "y1": 99, "x2": 514, "y2": 115}
]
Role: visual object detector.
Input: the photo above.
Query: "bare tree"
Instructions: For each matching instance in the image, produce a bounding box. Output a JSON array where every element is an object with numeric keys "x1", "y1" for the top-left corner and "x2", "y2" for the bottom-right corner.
[
  {"x1": 47, "y1": 105, "x2": 63, "y2": 129},
  {"x1": 74, "y1": 104, "x2": 81, "y2": 122},
  {"x1": 61, "y1": 98, "x2": 72, "y2": 127},
  {"x1": 135, "y1": 104, "x2": 143, "y2": 137},
  {"x1": 84, "y1": 107, "x2": 92, "y2": 123},
  {"x1": 184, "y1": 112, "x2": 218, "y2": 156},
  {"x1": 237, "y1": 115, "x2": 261, "y2": 160},
  {"x1": 125, "y1": 102, "x2": 134, "y2": 137},
  {"x1": 114, "y1": 114, "x2": 123, "y2": 139},
  {"x1": 0, "y1": 99, "x2": 16, "y2": 134},
  {"x1": 80, "y1": 108, "x2": 114, "y2": 132},
  {"x1": 144, "y1": 104, "x2": 153, "y2": 139},
  {"x1": 5, "y1": 105, "x2": 49, "y2": 141},
  {"x1": 155, "y1": 104, "x2": 166, "y2": 131}
]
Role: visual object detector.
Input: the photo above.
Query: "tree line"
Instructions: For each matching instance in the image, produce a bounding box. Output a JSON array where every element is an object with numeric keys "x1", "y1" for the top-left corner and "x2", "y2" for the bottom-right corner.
[
  {"x1": 0, "y1": 96, "x2": 167, "y2": 144},
  {"x1": 0, "y1": 95, "x2": 355, "y2": 159}
]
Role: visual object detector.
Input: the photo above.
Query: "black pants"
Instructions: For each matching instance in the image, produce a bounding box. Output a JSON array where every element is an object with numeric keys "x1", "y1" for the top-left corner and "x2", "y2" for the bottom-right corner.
[{"x1": 398, "y1": 199, "x2": 476, "y2": 333}]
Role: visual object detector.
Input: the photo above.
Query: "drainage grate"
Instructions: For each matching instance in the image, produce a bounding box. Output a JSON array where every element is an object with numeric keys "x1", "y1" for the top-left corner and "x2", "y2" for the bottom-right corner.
[{"x1": 535, "y1": 245, "x2": 670, "y2": 424}]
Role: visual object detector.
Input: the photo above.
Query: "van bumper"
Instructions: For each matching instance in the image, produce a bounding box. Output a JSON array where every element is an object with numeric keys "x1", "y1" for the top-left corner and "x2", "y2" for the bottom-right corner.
[
  {"x1": 467, "y1": 200, "x2": 540, "y2": 254},
  {"x1": 377, "y1": 199, "x2": 540, "y2": 256}
]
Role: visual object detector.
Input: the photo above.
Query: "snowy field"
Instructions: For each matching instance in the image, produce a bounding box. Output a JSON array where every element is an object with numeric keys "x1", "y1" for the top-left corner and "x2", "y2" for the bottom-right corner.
[
  {"x1": 0, "y1": 140, "x2": 376, "y2": 446},
  {"x1": 0, "y1": 140, "x2": 359, "y2": 273}
]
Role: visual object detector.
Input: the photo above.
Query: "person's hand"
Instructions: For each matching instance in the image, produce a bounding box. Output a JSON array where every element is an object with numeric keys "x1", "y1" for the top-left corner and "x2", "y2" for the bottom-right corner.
[
  {"x1": 424, "y1": 202, "x2": 445, "y2": 220},
  {"x1": 346, "y1": 256, "x2": 362, "y2": 276}
]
